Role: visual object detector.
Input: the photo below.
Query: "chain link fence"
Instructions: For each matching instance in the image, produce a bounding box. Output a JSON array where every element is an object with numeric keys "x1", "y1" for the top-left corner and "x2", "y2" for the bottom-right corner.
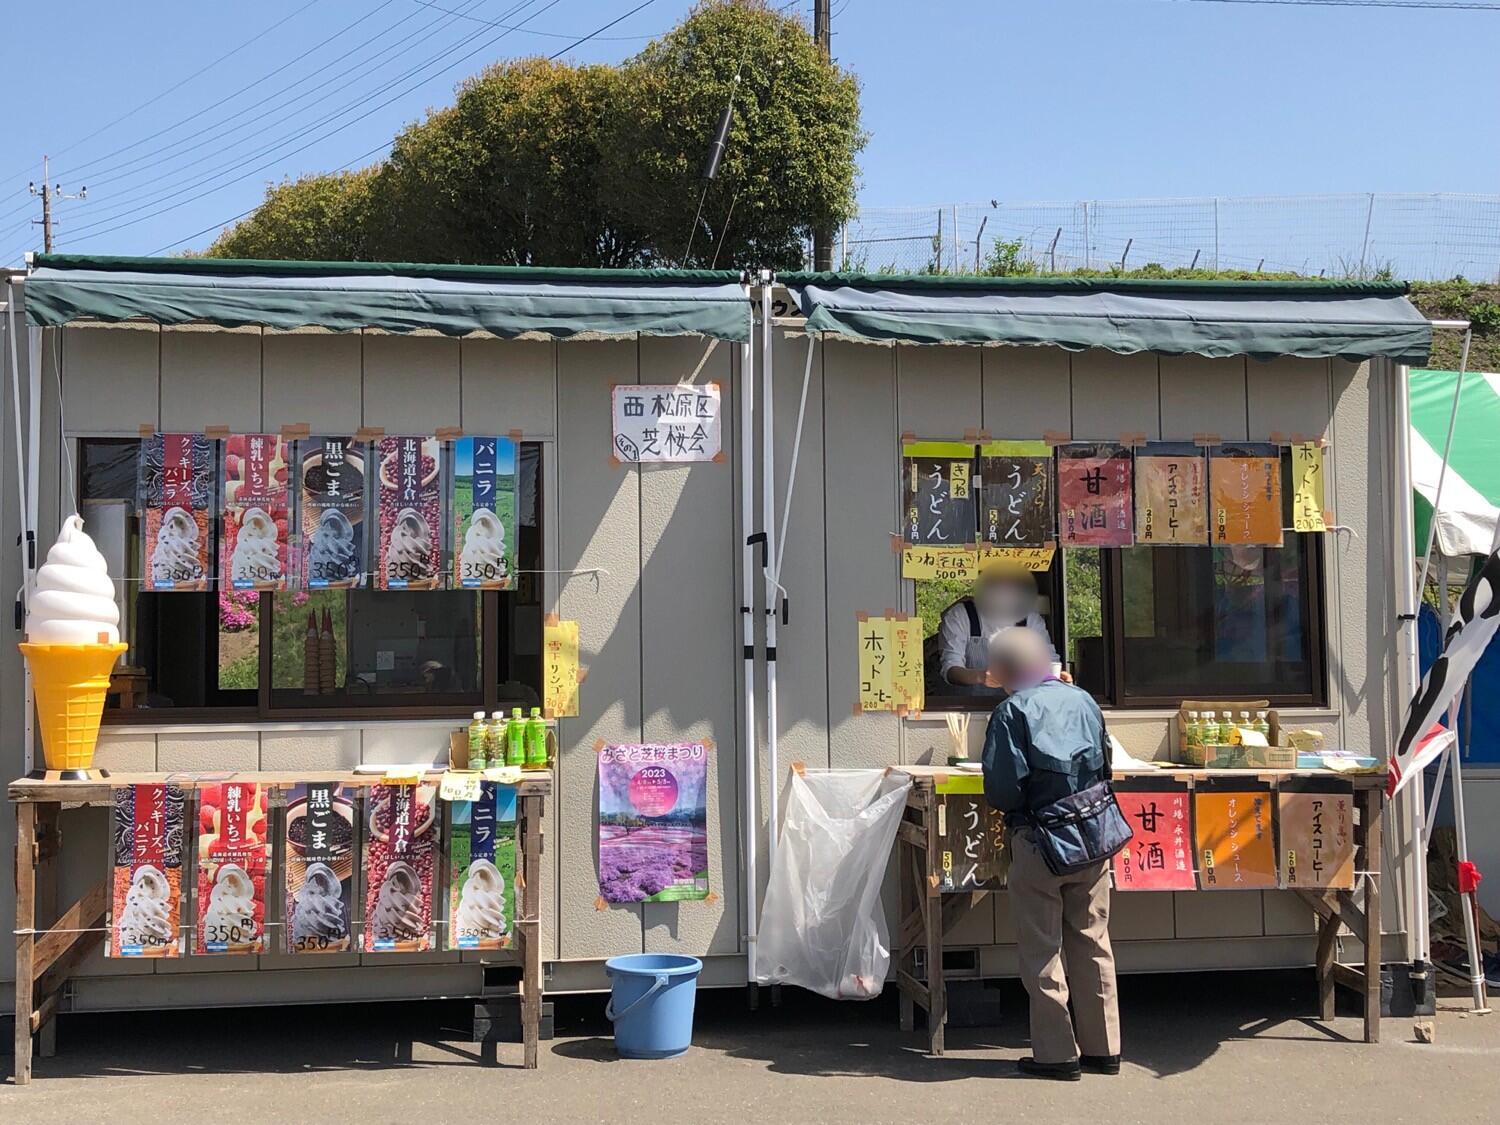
[{"x1": 833, "y1": 193, "x2": 1500, "y2": 281}]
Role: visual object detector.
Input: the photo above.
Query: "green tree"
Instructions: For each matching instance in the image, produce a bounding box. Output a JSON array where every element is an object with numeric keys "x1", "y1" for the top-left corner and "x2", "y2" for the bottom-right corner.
[{"x1": 209, "y1": 1, "x2": 863, "y2": 268}]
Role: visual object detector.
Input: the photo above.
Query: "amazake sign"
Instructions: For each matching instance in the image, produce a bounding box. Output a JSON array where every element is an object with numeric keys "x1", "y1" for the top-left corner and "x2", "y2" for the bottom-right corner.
[{"x1": 612, "y1": 383, "x2": 722, "y2": 463}]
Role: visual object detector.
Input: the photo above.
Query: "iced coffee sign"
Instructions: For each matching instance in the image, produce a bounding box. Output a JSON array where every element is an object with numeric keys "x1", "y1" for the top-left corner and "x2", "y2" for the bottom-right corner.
[{"x1": 611, "y1": 383, "x2": 722, "y2": 463}]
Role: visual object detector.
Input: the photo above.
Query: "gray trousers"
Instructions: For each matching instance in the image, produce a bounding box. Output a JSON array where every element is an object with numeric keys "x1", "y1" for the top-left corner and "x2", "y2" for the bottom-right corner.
[{"x1": 1008, "y1": 828, "x2": 1121, "y2": 1064}]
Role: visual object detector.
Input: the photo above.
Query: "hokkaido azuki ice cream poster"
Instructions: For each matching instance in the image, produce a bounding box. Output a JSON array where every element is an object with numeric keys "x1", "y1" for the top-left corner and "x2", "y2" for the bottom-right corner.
[
  {"x1": 298, "y1": 437, "x2": 367, "y2": 589},
  {"x1": 108, "y1": 784, "x2": 186, "y2": 958},
  {"x1": 363, "y1": 783, "x2": 439, "y2": 952},
  {"x1": 453, "y1": 436, "x2": 517, "y2": 590},
  {"x1": 195, "y1": 781, "x2": 271, "y2": 955},
  {"x1": 598, "y1": 743, "x2": 710, "y2": 904},
  {"x1": 138, "y1": 433, "x2": 214, "y2": 591},
  {"x1": 376, "y1": 436, "x2": 443, "y2": 590},
  {"x1": 284, "y1": 782, "x2": 356, "y2": 954},
  {"x1": 221, "y1": 434, "x2": 289, "y2": 591},
  {"x1": 447, "y1": 782, "x2": 517, "y2": 951}
]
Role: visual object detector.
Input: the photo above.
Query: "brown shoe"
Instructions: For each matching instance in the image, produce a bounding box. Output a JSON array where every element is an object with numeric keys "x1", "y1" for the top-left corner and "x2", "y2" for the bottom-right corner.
[
  {"x1": 1080, "y1": 1054, "x2": 1121, "y2": 1075},
  {"x1": 1018, "y1": 1057, "x2": 1082, "y2": 1081}
]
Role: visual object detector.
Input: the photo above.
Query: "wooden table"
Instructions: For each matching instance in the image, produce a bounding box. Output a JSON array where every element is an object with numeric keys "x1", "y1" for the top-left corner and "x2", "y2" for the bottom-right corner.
[
  {"x1": 893, "y1": 765, "x2": 1385, "y2": 1055},
  {"x1": 9, "y1": 769, "x2": 551, "y2": 1085}
]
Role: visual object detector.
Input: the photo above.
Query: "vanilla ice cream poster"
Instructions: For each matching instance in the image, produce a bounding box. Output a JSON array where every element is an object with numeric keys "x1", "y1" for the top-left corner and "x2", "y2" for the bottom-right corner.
[
  {"x1": 363, "y1": 783, "x2": 440, "y2": 952},
  {"x1": 448, "y1": 782, "x2": 517, "y2": 951},
  {"x1": 298, "y1": 437, "x2": 367, "y2": 589},
  {"x1": 376, "y1": 436, "x2": 443, "y2": 590},
  {"x1": 598, "y1": 743, "x2": 710, "y2": 904},
  {"x1": 108, "y1": 784, "x2": 186, "y2": 957},
  {"x1": 138, "y1": 433, "x2": 213, "y2": 591},
  {"x1": 221, "y1": 434, "x2": 289, "y2": 591},
  {"x1": 453, "y1": 436, "x2": 517, "y2": 590},
  {"x1": 284, "y1": 782, "x2": 356, "y2": 954},
  {"x1": 195, "y1": 781, "x2": 271, "y2": 954}
]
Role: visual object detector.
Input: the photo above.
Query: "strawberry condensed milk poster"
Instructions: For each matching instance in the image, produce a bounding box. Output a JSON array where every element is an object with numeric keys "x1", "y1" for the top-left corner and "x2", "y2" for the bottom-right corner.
[
  {"x1": 363, "y1": 783, "x2": 440, "y2": 952},
  {"x1": 221, "y1": 434, "x2": 290, "y2": 591},
  {"x1": 195, "y1": 782, "x2": 271, "y2": 954},
  {"x1": 376, "y1": 436, "x2": 444, "y2": 590},
  {"x1": 139, "y1": 433, "x2": 214, "y2": 591},
  {"x1": 597, "y1": 742, "x2": 710, "y2": 905},
  {"x1": 108, "y1": 784, "x2": 187, "y2": 958}
]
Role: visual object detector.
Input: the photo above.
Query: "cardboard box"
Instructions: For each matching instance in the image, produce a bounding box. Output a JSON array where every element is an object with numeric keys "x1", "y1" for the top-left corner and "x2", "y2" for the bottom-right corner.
[{"x1": 1176, "y1": 700, "x2": 1292, "y2": 767}]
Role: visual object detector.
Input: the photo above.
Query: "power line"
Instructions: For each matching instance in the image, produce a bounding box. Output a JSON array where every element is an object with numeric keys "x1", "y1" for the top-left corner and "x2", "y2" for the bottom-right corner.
[
  {"x1": 57, "y1": 0, "x2": 567, "y2": 247},
  {"x1": 548, "y1": 0, "x2": 659, "y2": 58},
  {"x1": 56, "y1": 0, "x2": 543, "y2": 240},
  {"x1": 1180, "y1": 1, "x2": 1500, "y2": 9},
  {"x1": 410, "y1": 0, "x2": 659, "y2": 38},
  {"x1": 0, "y1": 0, "x2": 329, "y2": 185}
]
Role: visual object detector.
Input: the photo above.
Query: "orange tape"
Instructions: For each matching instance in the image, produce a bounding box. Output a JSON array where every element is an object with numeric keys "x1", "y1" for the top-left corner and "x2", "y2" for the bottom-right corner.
[
  {"x1": 203, "y1": 424, "x2": 230, "y2": 439},
  {"x1": 1042, "y1": 429, "x2": 1071, "y2": 445},
  {"x1": 435, "y1": 426, "x2": 464, "y2": 440},
  {"x1": 138, "y1": 424, "x2": 156, "y2": 438}
]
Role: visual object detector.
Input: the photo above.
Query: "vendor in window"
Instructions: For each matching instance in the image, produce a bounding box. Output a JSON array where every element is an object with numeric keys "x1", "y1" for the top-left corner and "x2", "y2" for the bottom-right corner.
[{"x1": 938, "y1": 571, "x2": 1066, "y2": 694}]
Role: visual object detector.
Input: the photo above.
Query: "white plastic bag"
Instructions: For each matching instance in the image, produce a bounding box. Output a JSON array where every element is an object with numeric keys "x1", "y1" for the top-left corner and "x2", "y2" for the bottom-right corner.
[{"x1": 756, "y1": 768, "x2": 913, "y2": 1000}]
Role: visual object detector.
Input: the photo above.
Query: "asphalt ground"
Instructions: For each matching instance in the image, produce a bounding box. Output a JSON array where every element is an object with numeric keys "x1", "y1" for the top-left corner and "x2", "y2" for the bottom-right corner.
[{"x1": 3, "y1": 970, "x2": 1496, "y2": 1123}]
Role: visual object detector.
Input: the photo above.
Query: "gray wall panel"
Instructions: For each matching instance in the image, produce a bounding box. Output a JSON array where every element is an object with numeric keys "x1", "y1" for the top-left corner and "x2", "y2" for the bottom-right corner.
[
  {"x1": 361, "y1": 332, "x2": 460, "y2": 433},
  {"x1": 60, "y1": 324, "x2": 158, "y2": 434},
  {"x1": 160, "y1": 326, "x2": 262, "y2": 432},
  {"x1": 261, "y1": 330, "x2": 362, "y2": 434},
  {"x1": 459, "y1": 337, "x2": 556, "y2": 439},
  {"x1": 981, "y1": 346, "x2": 1071, "y2": 436},
  {"x1": 1158, "y1": 355, "x2": 1248, "y2": 441},
  {"x1": 1070, "y1": 350, "x2": 1159, "y2": 440}
]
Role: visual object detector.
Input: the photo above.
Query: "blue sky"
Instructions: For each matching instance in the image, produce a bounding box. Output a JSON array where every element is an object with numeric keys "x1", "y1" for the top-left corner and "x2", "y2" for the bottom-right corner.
[{"x1": 2, "y1": 0, "x2": 1496, "y2": 265}]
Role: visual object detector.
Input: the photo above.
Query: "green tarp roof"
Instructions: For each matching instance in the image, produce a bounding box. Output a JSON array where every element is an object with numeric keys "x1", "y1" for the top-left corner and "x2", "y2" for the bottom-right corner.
[
  {"x1": 24, "y1": 255, "x2": 751, "y2": 343},
  {"x1": 781, "y1": 273, "x2": 1432, "y2": 364},
  {"x1": 1411, "y1": 368, "x2": 1500, "y2": 558}
]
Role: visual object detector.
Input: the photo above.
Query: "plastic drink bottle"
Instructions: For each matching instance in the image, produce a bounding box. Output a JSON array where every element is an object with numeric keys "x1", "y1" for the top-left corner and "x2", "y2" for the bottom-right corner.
[
  {"x1": 487, "y1": 711, "x2": 506, "y2": 767},
  {"x1": 505, "y1": 707, "x2": 526, "y2": 767},
  {"x1": 1254, "y1": 710, "x2": 1271, "y2": 737},
  {"x1": 468, "y1": 711, "x2": 488, "y2": 769},
  {"x1": 525, "y1": 707, "x2": 548, "y2": 769},
  {"x1": 1185, "y1": 711, "x2": 1201, "y2": 748},
  {"x1": 1217, "y1": 711, "x2": 1234, "y2": 745}
]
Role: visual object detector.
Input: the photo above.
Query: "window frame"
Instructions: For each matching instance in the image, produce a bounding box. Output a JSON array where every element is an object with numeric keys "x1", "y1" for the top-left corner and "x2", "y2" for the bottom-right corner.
[
  {"x1": 83, "y1": 436, "x2": 544, "y2": 726},
  {"x1": 914, "y1": 535, "x2": 1329, "y2": 714}
]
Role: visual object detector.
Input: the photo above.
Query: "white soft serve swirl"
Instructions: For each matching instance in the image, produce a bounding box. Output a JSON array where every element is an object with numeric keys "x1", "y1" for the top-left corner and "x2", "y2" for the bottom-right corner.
[{"x1": 26, "y1": 514, "x2": 121, "y2": 644}]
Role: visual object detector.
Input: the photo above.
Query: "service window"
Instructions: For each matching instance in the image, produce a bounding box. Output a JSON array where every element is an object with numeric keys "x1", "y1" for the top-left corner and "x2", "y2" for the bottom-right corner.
[{"x1": 79, "y1": 438, "x2": 545, "y2": 722}]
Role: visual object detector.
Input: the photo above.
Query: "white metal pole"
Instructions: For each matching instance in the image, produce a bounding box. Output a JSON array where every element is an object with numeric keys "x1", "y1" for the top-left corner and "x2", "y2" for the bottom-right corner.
[
  {"x1": 1392, "y1": 360, "x2": 1429, "y2": 977},
  {"x1": 759, "y1": 273, "x2": 781, "y2": 900},
  {"x1": 6, "y1": 281, "x2": 35, "y2": 772},
  {"x1": 1415, "y1": 328, "x2": 1472, "y2": 597},
  {"x1": 25, "y1": 318, "x2": 43, "y2": 776},
  {"x1": 738, "y1": 284, "x2": 759, "y2": 986}
]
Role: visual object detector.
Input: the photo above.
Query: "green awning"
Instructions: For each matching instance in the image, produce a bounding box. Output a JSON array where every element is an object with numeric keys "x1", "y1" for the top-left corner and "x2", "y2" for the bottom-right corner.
[
  {"x1": 1411, "y1": 368, "x2": 1500, "y2": 558},
  {"x1": 24, "y1": 255, "x2": 751, "y2": 343},
  {"x1": 781, "y1": 273, "x2": 1431, "y2": 364}
]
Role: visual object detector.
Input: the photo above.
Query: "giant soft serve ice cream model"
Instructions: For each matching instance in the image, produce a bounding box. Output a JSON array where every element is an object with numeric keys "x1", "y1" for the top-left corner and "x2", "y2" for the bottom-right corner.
[{"x1": 19, "y1": 514, "x2": 128, "y2": 778}]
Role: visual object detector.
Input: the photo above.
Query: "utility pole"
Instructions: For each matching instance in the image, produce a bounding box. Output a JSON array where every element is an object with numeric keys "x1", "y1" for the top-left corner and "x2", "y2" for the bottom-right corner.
[
  {"x1": 812, "y1": 0, "x2": 833, "y2": 271},
  {"x1": 29, "y1": 156, "x2": 87, "y2": 254}
]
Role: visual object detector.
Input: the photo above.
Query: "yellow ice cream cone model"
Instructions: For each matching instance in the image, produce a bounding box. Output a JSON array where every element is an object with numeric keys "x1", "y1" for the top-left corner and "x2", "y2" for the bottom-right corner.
[{"x1": 20, "y1": 514, "x2": 125, "y2": 780}]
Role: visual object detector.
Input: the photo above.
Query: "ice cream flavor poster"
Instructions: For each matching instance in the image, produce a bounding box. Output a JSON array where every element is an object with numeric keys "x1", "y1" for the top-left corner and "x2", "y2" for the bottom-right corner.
[
  {"x1": 138, "y1": 433, "x2": 214, "y2": 591},
  {"x1": 299, "y1": 438, "x2": 367, "y2": 589},
  {"x1": 453, "y1": 436, "x2": 517, "y2": 589},
  {"x1": 598, "y1": 742, "x2": 710, "y2": 904},
  {"x1": 285, "y1": 782, "x2": 356, "y2": 954},
  {"x1": 376, "y1": 436, "x2": 443, "y2": 590},
  {"x1": 221, "y1": 434, "x2": 290, "y2": 591},
  {"x1": 363, "y1": 783, "x2": 439, "y2": 952},
  {"x1": 108, "y1": 784, "x2": 186, "y2": 958},
  {"x1": 195, "y1": 782, "x2": 271, "y2": 954},
  {"x1": 448, "y1": 782, "x2": 518, "y2": 951}
]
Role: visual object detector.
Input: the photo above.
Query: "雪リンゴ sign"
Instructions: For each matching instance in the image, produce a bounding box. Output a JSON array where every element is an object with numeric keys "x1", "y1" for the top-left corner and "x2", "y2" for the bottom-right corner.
[{"x1": 612, "y1": 383, "x2": 722, "y2": 463}]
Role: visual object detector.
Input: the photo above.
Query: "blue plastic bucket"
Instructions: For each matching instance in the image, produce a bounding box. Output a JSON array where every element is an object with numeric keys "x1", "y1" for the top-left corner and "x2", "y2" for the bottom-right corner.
[{"x1": 604, "y1": 953, "x2": 703, "y2": 1059}]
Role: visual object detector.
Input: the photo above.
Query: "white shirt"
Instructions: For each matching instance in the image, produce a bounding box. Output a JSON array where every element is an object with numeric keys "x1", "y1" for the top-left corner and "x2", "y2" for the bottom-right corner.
[{"x1": 938, "y1": 599, "x2": 1059, "y2": 681}]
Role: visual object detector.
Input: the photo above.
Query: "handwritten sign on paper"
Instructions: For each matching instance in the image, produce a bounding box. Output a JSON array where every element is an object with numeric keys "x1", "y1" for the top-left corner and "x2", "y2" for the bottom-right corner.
[
  {"x1": 1135, "y1": 442, "x2": 1208, "y2": 545},
  {"x1": 1291, "y1": 442, "x2": 1328, "y2": 533},
  {"x1": 889, "y1": 615, "x2": 925, "y2": 715},
  {"x1": 1193, "y1": 787, "x2": 1278, "y2": 890},
  {"x1": 902, "y1": 546, "x2": 977, "y2": 581},
  {"x1": 977, "y1": 546, "x2": 1056, "y2": 573},
  {"x1": 544, "y1": 618, "x2": 581, "y2": 718},
  {"x1": 902, "y1": 441, "x2": 978, "y2": 545},
  {"x1": 1278, "y1": 785, "x2": 1355, "y2": 890},
  {"x1": 857, "y1": 615, "x2": 894, "y2": 713},
  {"x1": 978, "y1": 440, "x2": 1054, "y2": 548},
  {"x1": 1112, "y1": 786, "x2": 1196, "y2": 891},
  {"x1": 1210, "y1": 444, "x2": 1284, "y2": 548},
  {"x1": 612, "y1": 383, "x2": 722, "y2": 463},
  {"x1": 1056, "y1": 442, "x2": 1134, "y2": 548}
]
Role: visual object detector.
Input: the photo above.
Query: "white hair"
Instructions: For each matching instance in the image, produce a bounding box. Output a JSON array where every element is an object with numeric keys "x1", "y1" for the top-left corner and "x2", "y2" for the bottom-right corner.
[{"x1": 987, "y1": 625, "x2": 1051, "y2": 684}]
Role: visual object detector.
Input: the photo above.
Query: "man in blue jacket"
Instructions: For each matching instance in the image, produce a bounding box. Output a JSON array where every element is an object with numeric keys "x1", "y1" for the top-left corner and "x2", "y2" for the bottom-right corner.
[{"x1": 982, "y1": 626, "x2": 1121, "y2": 1081}]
